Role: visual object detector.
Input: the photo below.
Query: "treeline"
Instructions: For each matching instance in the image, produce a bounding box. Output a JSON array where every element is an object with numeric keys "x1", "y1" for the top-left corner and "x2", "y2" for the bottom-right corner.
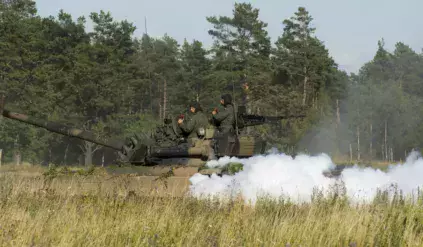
[{"x1": 0, "y1": 0, "x2": 420, "y2": 166}]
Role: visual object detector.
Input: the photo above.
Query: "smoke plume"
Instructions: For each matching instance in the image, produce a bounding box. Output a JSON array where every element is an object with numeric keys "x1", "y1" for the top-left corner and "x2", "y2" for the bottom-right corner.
[{"x1": 188, "y1": 151, "x2": 423, "y2": 205}]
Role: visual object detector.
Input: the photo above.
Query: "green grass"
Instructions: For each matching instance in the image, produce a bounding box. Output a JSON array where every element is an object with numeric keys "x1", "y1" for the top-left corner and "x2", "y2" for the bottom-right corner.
[{"x1": 1, "y1": 163, "x2": 423, "y2": 246}]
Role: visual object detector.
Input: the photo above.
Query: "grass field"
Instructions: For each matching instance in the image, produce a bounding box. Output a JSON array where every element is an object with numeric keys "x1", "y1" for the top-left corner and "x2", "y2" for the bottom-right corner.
[{"x1": 1, "y1": 163, "x2": 423, "y2": 246}]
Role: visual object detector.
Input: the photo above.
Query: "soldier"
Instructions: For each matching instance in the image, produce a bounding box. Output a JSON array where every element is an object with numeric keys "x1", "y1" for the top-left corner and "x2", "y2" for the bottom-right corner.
[
  {"x1": 154, "y1": 114, "x2": 183, "y2": 147},
  {"x1": 212, "y1": 94, "x2": 235, "y2": 135},
  {"x1": 178, "y1": 101, "x2": 209, "y2": 140}
]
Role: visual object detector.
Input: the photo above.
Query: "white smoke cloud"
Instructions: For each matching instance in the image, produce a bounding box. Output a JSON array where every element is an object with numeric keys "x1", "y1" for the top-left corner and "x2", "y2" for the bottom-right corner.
[{"x1": 188, "y1": 151, "x2": 423, "y2": 205}]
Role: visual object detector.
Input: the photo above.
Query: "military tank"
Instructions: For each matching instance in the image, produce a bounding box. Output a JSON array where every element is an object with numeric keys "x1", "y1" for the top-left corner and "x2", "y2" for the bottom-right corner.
[{"x1": 0, "y1": 95, "x2": 344, "y2": 178}]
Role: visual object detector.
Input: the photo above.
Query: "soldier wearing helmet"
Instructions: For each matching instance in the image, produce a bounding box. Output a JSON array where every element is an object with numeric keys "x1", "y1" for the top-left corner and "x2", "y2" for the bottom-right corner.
[
  {"x1": 212, "y1": 94, "x2": 235, "y2": 135},
  {"x1": 178, "y1": 101, "x2": 209, "y2": 140}
]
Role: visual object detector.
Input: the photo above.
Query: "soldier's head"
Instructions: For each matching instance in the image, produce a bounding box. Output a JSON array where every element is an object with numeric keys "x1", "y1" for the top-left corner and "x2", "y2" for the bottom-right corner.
[
  {"x1": 220, "y1": 94, "x2": 232, "y2": 106},
  {"x1": 189, "y1": 101, "x2": 202, "y2": 113}
]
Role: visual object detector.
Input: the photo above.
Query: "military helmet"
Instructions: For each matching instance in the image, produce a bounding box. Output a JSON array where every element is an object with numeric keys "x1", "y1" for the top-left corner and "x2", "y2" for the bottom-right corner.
[
  {"x1": 189, "y1": 101, "x2": 202, "y2": 112},
  {"x1": 221, "y1": 94, "x2": 232, "y2": 105}
]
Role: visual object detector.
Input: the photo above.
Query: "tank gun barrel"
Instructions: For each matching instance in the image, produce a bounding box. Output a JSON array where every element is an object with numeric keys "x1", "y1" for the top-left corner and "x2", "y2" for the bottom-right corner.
[
  {"x1": 240, "y1": 114, "x2": 306, "y2": 127},
  {"x1": 1, "y1": 109, "x2": 124, "y2": 151}
]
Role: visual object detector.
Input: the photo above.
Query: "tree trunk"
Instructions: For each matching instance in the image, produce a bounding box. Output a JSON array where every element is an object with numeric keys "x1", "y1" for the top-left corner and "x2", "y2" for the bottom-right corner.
[
  {"x1": 63, "y1": 144, "x2": 69, "y2": 166},
  {"x1": 163, "y1": 79, "x2": 167, "y2": 120},
  {"x1": 158, "y1": 79, "x2": 162, "y2": 120},
  {"x1": 14, "y1": 151, "x2": 21, "y2": 166},
  {"x1": 149, "y1": 77, "x2": 153, "y2": 114},
  {"x1": 390, "y1": 147, "x2": 393, "y2": 162},
  {"x1": 369, "y1": 123, "x2": 373, "y2": 161},
  {"x1": 357, "y1": 125, "x2": 360, "y2": 161},
  {"x1": 102, "y1": 151, "x2": 105, "y2": 167},
  {"x1": 302, "y1": 67, "x2": 308, "y2": 106},
  {"x1": 336, "y1": 99, "x2": 340, "y2": 126},
  {"x1": 349, "y1": 143, "x2": 353, "y2": 162},
  {"x1": 0, "y1": 149, "x2": 2, "y2": 167},
  {"x1": 382, "y1": 144, "x2": 384, "y2": 161},
  {"x1": 316, "y1": 96, "x2": 319, "y2": 110},
  {"x1": 399, "y1": 72, "x2": 403, "y2": 89},
  {"x1": 356, "y1": 104, "x2": 360, "y2": 161},
  {"x1": 13, "y1": 134, "x2": 20, "y2": 166},
  {"x1": 48, "y1": 148, "x2": 52, "y2": 165},
  {"x1": 246, "y1": 88, "x2": 251, "y2": 135},
  {"x1": 384, "y1": 120, "x2": 388, "y2": 161},
  {"x1": 84, "y1": 141, "x2": 93, "y2": 166},
  {"x1": 127, "y1": 85, "x2": 132, "y2": 114},
  {"x1": 81, "y1": 140, "x2": 102, "y2": 166}
]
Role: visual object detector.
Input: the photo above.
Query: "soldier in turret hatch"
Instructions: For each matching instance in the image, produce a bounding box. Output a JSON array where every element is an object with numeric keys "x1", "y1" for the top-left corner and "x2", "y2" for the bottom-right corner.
[
  {"x1": 212, "y1": 94, "x2": 235, "y2": 135},
  {"x1": 178, "y1": 101, "x2": 208, "y2": 141}
]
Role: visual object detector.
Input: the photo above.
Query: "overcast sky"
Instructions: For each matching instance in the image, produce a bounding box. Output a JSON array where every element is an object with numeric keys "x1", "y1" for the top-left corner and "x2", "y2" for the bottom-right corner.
[{"x1": 34, "y1": 0, "x2": 421, "y2": 74}]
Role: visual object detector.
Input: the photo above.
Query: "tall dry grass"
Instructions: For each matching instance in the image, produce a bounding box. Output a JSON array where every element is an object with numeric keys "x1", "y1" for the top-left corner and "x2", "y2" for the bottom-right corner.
[{"x1": 1, "y1": 166, "x2": 423, "y2": 246}]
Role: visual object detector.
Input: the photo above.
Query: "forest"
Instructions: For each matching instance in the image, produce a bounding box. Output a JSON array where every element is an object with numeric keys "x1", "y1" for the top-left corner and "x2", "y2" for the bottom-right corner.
[{"x1": 0, "y1": 0, "x2": 422, "y2": 166}]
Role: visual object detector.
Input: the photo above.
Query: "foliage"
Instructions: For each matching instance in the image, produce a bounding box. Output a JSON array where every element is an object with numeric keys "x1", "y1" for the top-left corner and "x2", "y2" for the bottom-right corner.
[{"x1": 0, "y1": 1, "x2": 421, "y2": 165}]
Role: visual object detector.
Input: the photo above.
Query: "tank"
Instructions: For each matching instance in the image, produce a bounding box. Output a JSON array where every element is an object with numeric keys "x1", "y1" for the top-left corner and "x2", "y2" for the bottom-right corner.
[{"x1": 0, "y1": 96, "x2": 344, "y2": 178}]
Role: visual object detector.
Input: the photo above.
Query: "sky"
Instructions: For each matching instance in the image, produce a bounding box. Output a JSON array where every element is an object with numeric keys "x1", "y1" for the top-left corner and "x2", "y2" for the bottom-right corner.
[{"x1": 34, "y1": 0, "x2": 422, "y2": 74}]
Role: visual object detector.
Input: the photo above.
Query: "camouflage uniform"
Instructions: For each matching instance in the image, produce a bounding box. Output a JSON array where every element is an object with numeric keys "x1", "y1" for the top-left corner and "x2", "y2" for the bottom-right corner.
[
  {"x1": 212, "y1": 94, "x2": 235, "y2": 135},
  {"x1": 179, "y1": 102, "x2": 209, "y2": 140}
]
